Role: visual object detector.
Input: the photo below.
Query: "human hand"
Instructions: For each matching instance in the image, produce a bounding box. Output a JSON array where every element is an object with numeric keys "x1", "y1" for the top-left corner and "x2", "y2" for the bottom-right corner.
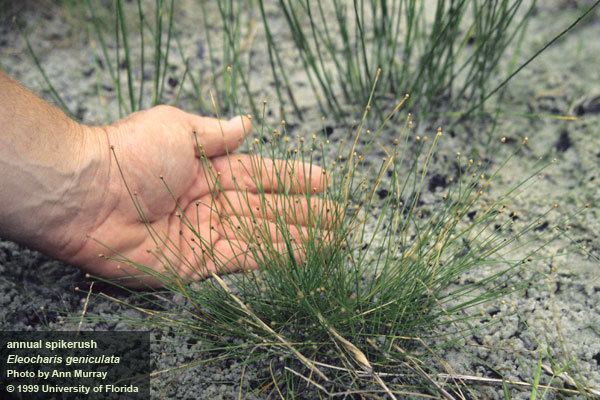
[{"x1": 63, "y1": 106, "x2": 330, "y2": 287}]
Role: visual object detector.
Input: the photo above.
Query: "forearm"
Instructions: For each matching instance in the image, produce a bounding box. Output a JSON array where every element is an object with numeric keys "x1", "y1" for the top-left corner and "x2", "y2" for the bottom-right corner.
[{"x1": 0, "y1": 70, "x2": 100, "y2": 259}]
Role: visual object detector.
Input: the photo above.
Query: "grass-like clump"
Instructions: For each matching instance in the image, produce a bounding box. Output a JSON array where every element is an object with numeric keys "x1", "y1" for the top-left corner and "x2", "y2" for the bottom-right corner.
[
  {"x1": 253, "y1": 0, "x2": 537, "y2": 120},
  {"x1": 23, "y1": 0, "x2": 537, "y2": 122}
]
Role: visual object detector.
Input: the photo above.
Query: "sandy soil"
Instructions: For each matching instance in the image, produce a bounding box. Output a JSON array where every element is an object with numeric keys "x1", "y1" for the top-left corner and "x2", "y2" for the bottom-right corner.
[{"x1": 1, "y1": 1, "x2": 599, "y2": 398}]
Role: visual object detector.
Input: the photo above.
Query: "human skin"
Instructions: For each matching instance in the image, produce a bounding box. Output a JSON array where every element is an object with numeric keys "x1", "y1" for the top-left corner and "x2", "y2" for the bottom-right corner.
[{"x1": 0, "y1": 70, "x2": 329, "y2": 287}]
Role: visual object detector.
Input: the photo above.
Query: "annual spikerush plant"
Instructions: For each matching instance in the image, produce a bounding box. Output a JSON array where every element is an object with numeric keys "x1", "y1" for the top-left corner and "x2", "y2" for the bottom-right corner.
[
  {"x1": 25, "y1": 0, "x2": 535, "y2": 122},
  {"x1": 84, "y1": 73, "x2": 557, "y2": 398},
  {"x1": 25, "y1": 0, "x2": 179, "y2": 119},
  {"x1": 252, "y1": 0, "x2": 537, "y2": 120},
  {"x1": 25, "y1": 0, "x2": 261, "y2": 119},
  {"x1": 26, "y1": 0, "x2": 598, "y2": 128}
]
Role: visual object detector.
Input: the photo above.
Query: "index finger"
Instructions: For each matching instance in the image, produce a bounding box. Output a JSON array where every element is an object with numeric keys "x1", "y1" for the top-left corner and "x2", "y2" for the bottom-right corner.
[
  {"x1": 210, "y1": 154, "x2": 329, "y2": 194},
  {"x1": 187, "y1": 114, "x2": 252, "y2": 157}
]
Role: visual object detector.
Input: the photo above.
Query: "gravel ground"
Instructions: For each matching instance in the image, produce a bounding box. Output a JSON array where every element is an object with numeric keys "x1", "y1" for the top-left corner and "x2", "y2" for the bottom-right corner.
[{"x1": 1, "y1": 1, "x2": 599, "y2": 398}]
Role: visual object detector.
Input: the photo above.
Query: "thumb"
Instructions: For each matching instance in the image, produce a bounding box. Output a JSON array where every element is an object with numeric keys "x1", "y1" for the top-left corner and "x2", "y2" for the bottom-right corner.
[{"x1": 190, "y1": 114, "x2": 252, "y2": 158}]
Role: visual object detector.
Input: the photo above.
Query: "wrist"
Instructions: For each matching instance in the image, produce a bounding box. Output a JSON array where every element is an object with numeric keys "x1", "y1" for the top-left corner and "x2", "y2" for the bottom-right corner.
[
  {"x1": 53, "y1": 123, "x2": 115, "y2": 263},
  {"x1": 0, "y1": 120, "x2": 113, "y2": 263},
  {"x1": 0, "y1": 70, "x2": 117, "y2": 265}
]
